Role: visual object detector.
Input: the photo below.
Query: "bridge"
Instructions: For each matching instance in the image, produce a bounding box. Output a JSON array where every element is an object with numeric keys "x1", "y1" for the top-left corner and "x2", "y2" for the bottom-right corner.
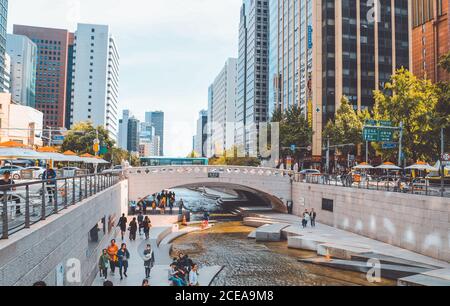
[{"x1": 127, "y1": 166, "x2": 293, "y2": 212}]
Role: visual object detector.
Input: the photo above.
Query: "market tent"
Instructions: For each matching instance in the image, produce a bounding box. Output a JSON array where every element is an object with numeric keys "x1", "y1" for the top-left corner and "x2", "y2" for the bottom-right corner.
[
  {"x1": 36, "y1": 146, "x2": 58, "y2": 153},
  {"x1": 0, "y1": 147, "x2": 49, "y2": 160},
  {"x1": 81, "y1": 156, "x2": 110, "y2": 164},
  {"x1": 376, "y1": 162, "x2": 402, "y2": 170},
  {"x1": 0, "y1": 141, "x2": 28, "y2": 148},
  {"x1": 62, "y1": 151, "x2": 84, "y2": 162},
  {"x1": 405, "y1": 161, "x2": 438, "y2": 172},
  {"x1": 353, "y1": 162, "x2": 374, "y2": 170},
  {"x1": 39, "y1": 152, "x2": 75, "y2": 162}
]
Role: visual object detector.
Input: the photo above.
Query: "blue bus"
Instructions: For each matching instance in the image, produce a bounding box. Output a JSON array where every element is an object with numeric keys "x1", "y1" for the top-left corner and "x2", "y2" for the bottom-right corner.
[{"x1": 140, "y1": 156, "x2": 209, "y2": 167}]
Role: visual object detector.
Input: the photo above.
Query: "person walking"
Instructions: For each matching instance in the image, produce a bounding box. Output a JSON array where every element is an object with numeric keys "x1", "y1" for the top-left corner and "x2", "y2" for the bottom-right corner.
[
  {"x1": 310, "y1": 208, "x2": 317, "y2": 227},
  {"x1": 129, "y1": 218, "x2": 138, "y2": 241},
  {"x1": 169, "y1": 197, "x2": 174, "y2": 215},
  {"x1": 106, "y1": 239, "x2": 118, "y2": 275},
  {"x1": 117, "y1": 214, "x2": 128, "y2": 241},
  {"x1": 143, "y1": 216, "x2": 151, "y2": 240},
  {"x1": 98, "y1": 249, "x2": 110, "y2": 280},
  {"x1": 178, "y1": 199, "x2": 184, "y2": 215},
  {"x1": 42, "y1": 164, "x2": 57, "y2": 204},
  {"x1": 137, "y1": 212, "x2": 144, "y2": 236},
  {"x1": 117, "y1": 243, "x2": 130, "y2": 280},
  {"x1": 302, "y1": 209, "x2": 310, "y2": 228},
  {"x1": 0, "y1": 171, "x2": 21, "y2": 214},
  {"x1": 143, "y1": 244, "x2": 155, "y2": 279},
  {"x1": 189, "y1": 264, "x2": 199, "y2": 286}
]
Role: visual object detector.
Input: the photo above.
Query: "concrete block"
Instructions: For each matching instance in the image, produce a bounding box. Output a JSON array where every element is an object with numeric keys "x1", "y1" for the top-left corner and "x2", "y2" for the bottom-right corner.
[
  {"x1": 317, "y1": 243, "x2": 371, "y2": 260},
  {"x1": 255, "y1": 223, "x2": 290, "y2": 242}
]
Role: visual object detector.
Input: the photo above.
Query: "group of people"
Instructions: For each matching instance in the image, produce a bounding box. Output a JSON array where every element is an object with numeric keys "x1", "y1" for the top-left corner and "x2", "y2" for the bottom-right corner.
[
  {"x1": 131, "y1": 190, "x2": 183, "y2": 216},
  {"x1": 301, "y1": 208, "x2": 317, "y2": 228},
  {"x1": 100, "y1": 240, "x2": 131, "y2": 281},
  {"x1": 116, "y1": 213, "x2": 152, "y2": 241},
  {"x1": 168, "y1": 252, "x2": 199, "y2": 286}
]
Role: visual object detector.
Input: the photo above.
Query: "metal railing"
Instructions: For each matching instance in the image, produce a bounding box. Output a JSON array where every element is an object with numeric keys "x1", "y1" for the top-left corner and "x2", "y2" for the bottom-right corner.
[
  {"x1": 0, "y1": 173, "x2": 122, "y2": 239},
  {"x1": 296, "y1": 173, "x2": 450, "y2": 198}
]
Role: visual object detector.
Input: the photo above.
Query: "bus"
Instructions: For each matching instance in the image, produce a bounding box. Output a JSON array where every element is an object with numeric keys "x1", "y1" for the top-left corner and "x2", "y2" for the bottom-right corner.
[{"x1": 140, "y1": 156, "x2": 209, "y2": 167}]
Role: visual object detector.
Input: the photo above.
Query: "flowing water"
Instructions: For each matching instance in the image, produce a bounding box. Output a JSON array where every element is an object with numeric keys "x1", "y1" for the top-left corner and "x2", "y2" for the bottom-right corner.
[{"x1": 170, "y1": 188, "x2": 394, "y2": 286}]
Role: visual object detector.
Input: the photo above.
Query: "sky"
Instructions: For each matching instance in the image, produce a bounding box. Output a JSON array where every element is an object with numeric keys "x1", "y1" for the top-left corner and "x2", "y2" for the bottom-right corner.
[{"x1": 8, "y1": 0, "x2": 242, "y2": 156}]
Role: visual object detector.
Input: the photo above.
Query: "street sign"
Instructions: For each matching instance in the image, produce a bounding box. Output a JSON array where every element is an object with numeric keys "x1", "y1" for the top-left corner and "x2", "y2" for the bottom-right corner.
[
  {"x1": 379, "y1": 128, "x2": 394, "y2": 142},
  {"x1": 363, "y1": 127, "x2": 379, "y2": 142},
  {"x1": 93, "y1": 143, "x2": 100, "y2": 153},
  {"x1": 100, "y1": 146, "x2": 108, "y2": 155},
  {"x1": 208, "y1": 172, "x2": 220, "y2": 178},
  {"x1": 307, "y1": 145, "x2": 312, "y2": 152},
  {"x1": 290, "y1": 144, "x2": 296, "y2": 152},
  {"x1": 379, "y1": 120, "x2": 392, "y2": 127},
  {"x1": 382, "y1": 142, "x2": 397, "y2": 150},
  {"x1": 365, "y1": 119, "x2": 377, "y2": 126},
  {"x1": 442, "y1": 153, "x2": 450, "y2": 162}
]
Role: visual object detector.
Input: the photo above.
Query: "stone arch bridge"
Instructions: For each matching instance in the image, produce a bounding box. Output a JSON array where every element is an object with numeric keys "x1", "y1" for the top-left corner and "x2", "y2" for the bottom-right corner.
[{"x1": 126, "y1": 166, "x2": 293, "y2": 212}]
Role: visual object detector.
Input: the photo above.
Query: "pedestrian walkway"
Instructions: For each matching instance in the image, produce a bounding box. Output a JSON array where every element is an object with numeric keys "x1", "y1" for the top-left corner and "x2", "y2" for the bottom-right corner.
[{"x1": 92, "y1": 215, "x2": 222, "y2": 286}]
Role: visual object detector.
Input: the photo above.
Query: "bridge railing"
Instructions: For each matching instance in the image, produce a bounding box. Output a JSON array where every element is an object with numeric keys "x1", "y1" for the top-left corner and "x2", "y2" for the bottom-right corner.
[
  {"x1": 126, "y1": 165, "x2": 294, "y2": 178},
  {"x1": 0, "y1": 173, "x2": 121, "y2": 239}
]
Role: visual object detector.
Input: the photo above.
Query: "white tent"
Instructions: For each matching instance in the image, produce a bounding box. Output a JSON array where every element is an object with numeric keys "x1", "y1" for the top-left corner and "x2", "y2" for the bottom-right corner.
[
  {"x1": 81, "y1": 157, "x2": 109, "y2": 164},
  {"x1": 405, "y1": 163, "x2": 438, "y2": 172},
  {"x1": 39, "y1": 152, "x2": 76, "y2": 162},
  {"x1": 0, "y1": 148, "x2": 49, "y2": 160},
  {"x1": 353, "y1": 163, "x2": 374, "y2": 170},
  {"x1": 376, "y1": 162, "x2": 402, "y2": 170}
]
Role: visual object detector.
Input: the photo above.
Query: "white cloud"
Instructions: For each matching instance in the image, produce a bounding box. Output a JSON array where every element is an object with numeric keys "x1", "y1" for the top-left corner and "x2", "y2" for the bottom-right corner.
[{"x1": 8, "y1": 0, "x2": 242, "y2": 156}]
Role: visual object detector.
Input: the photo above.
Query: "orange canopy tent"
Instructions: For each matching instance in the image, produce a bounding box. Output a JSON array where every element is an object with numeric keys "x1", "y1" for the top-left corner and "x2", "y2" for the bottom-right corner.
[
  {"x1": 0, "y1": 141, "x2": 27, "y2": 148},
  {"x1": 36, "y1": 146, "x2": 58, "y2": 153}
]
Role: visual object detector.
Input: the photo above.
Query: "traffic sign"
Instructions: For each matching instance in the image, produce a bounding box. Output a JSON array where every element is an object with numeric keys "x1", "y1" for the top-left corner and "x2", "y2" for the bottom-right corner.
[
  {"x1": 363, "y1": 127, "x2": 379, "y2": 141},
  {"x1": 382, "y1": 142, "x2": 397, "y2": 150},
  {"x1": 290, "y1": 144, "x2": 296, "y2": 152},
  {"x1": 379, "y1": 120, "x2": 392, "y2": 127},
  {"x1": 365, "y1": 119, "x2": 377, "y2": 126},
  {"x1": 442, "y1": 153, "x2": 450, "y2": 162},
  {"x1": 379, "y1": 128, "x2": 394, "y2": 142}
]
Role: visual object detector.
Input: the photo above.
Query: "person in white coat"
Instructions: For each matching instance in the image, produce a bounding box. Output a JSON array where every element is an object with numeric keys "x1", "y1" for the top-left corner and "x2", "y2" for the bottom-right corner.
[{"x1": 189, "y1": 264, "x2": 199, "y2": 286}]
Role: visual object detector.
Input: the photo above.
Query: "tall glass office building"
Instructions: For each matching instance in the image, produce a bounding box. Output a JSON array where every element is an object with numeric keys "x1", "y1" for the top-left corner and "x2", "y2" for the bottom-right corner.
[
  {"x1": 268, "y1": 0, "x2": 409, "y2": 158},
  {"x1": 0, "y1": 0, "x2": 8, "y2": 93},
  {"x1": 235, "y1": 0, "x2": 270, "y2": 156}
]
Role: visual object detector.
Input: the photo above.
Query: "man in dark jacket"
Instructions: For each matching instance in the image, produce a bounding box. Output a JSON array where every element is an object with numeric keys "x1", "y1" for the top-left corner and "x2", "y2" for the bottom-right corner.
[
  {"x1": 42, "y1": 165, "x2": 57, "y2": 204},
  {"x1": 117, "y1": 214, "x2": 127, "y2": 241}
]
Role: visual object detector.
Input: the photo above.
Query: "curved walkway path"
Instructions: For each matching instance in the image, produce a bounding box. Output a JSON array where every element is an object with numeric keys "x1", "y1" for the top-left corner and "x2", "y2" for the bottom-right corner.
[{"x1": 92, "y1": 215, "x2": 222, "y2": 286}]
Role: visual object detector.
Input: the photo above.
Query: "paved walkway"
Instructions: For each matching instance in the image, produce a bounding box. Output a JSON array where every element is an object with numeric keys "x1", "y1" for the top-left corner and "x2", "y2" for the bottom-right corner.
[
  {"x1": 245, "y1": 212, "x2": 450, "y2": 269},
  {"x1": 92, "y1": 215, "x2": 222, "y2": 286}
]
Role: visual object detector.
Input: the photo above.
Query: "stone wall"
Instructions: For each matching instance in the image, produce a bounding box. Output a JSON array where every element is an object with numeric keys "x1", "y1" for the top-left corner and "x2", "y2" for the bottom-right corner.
[
  {"x1": 292, "y1": 183, "x2": 450, "y2": 262},
  {"x1": 0, "y1": 180, "x2": 128, "y2": 286}
]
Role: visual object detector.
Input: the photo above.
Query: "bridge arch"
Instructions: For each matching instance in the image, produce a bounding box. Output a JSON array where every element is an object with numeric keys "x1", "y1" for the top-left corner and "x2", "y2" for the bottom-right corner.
[{"x1": 126, "y1": 166, "x2": 293, "y2": 213}]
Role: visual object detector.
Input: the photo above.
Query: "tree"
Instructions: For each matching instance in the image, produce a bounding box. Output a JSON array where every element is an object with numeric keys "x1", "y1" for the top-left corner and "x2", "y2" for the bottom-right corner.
[
  {"x1": 373, "y1": 68, "x2": 440, "y2": 162},
  {"x1": 61, "y1": 122, "x2": 115, "y2": 155},
  {"x1": 103, "y1": 147, "x2": 140, "y2": 167},
  {"x1": 323, "y1": 96, "x2": 363, "y2": 156},
  {"x1": 272, "y1": 105, "x2": 313, "y2": 160},
  {"x1": 208, "y1": 146, "x2": 261, "y2": 166}
]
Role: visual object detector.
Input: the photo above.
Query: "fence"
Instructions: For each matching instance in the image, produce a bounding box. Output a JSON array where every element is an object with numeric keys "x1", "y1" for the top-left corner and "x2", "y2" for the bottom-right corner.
[
  {"x1": 297, "y1": 173, "x2": 450, "y2": 197},
  {"x1": 0, "y1": 173, "x2": 121, "y2": 239}
]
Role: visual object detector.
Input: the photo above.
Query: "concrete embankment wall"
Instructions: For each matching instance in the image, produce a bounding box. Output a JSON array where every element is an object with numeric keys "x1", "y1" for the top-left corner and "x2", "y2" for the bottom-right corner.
[
  {"x1": 0, "y1": 180, "x2": 128, "y2": 286},
  {"x1": 292, "y1": 183, "x2": 450, "y2": 262}
]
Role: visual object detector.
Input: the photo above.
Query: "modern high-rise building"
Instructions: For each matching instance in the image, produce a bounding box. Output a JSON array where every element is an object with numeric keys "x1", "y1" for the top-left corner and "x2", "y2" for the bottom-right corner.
[
  {"x1": 127, "y1": 116, "x2": 140, "y2": 153},
  {"x1": 3, "y1": 52, "x2": 10, "y2": 92},
  {"x1": 145, "y1": 111, "x2": 164, "y2": 156},
  {"x1": 0, "y1": 0, "x2": 8, "y2": 93},
  {"x1": 139, "y1": 121, "x2": 160, "y2": 157},
  {"x1": 268, "y1": 0, "x2": 410, "y2": 158},
  {"x1": 70, "y1": 24, "x2": 120, "y2": 142},
  {"x1": 194, "y1": 109, "x2": 208, "y2": 157},
  {"x1": 235, "y1": 0, "x2": 270, "y2": 157},
  {"x1": 118, "y1": 109, "x2": 131, "y2": 150},
  {"x1": 6, "y1": 34, "x2": 37, "y2": 107},
  {"x1": 13, "y1": 25, "x2": 71, "y2": 128},
  {"x1": 208, "y1": 58, "x2": 237, "y2": 156},
  {"x1": 65, "y1": 33, "x2": 75, "y2": 129},
  {"x1": 411, "y1": 0, "x2": 450, "y2": 83}
]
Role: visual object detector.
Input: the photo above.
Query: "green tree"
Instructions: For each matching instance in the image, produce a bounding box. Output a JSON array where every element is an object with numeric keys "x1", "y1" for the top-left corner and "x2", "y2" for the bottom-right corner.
[
  {"x1": 322, "y1": 96, "x2": 363, "y2": 156},
  {"x1": 61, "y1": 122, "x2": 115, "y2": 155},
  {"x1": 272, "y1": 105, "x2": 313, "y2": 160},
  {"x1": 373, "y1": 68, "x2": 440, "y2": 162}
]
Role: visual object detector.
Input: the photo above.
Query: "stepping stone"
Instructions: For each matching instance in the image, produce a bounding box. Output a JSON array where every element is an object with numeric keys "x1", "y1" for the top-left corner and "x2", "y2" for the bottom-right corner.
[
  {"x1": 288, "y1": 236, "x2": 329, "y2": 251},
  {"x1": 255, "y1": 223, "x2": 290, "y2": 242},
  {"x1": 351, "y1": 253, "x2": 442, "y2": 270},
  {"x1": 317, "y1": 243, "x2": 371, "y2": 260},
  {"x1": 398, "y1": 273, "x2": 450, "y2": 286}
]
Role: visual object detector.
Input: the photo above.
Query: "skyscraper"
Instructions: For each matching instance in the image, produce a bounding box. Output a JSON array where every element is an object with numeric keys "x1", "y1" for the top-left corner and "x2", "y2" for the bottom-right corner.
[
  {"x1": 235, "y1": 0, "x2": 270, "y2": 157},
  {"x1": 208, "y1": 58, "x2": 237, "y2": 156},
  {"x1": 71, "y1": 24, "x2": 120, "y2": 142},
  {"x1": 269, "y1": 0, "x2": 410, "y2": 159},
  {"x1": 127, "y1": 116, "x2": 140, "y2": 153},
  {"x1": 411, "y1": 0, "x2": 450, "y2": 83},
  {"x1": 118, "y1": 109, "x2": 131, "y2": 150},
  {"x1": 13, "y1": 25, "x2": 71, "y2": 128},
  {"x1": 0, "y1": 0, "x2": 8, "y2": 93},
  {"x1": 194, "y1": 109, "x2": 208, "y2": 157},
  {"x1": 6, "y1": 34, "x2": 37, "y2": 107},
  {"x1": 145, "y1": 111, "x2": 164, "y2": 156}
]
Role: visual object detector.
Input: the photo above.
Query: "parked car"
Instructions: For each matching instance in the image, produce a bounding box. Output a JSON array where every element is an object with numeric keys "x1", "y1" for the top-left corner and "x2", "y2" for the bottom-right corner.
[
  {"x1": 62, "y1": 167, "x2": 81, "y2": 177},
  {"x1": 102, "y1": 165, "x2": 123, "y2": 176},
  {"x1": 23, "y1": 166, "x2": 46, "y2": 179},
  {"x1": 300, "y1": 169, "x2": 321, "y2": 175},
  {"x1": 0, "y1": 165, "x2": 24, "y2": 180}
]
